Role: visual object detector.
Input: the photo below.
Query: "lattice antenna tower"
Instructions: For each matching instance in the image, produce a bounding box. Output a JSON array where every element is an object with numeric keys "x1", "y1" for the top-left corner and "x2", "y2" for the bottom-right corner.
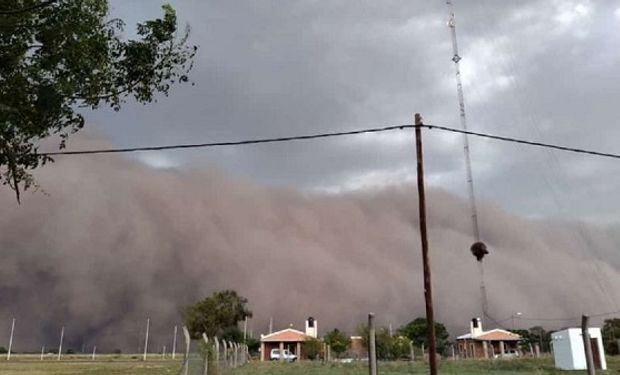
[{"x1": 446, "y1": 0, "x2": 488, "y2": 318}]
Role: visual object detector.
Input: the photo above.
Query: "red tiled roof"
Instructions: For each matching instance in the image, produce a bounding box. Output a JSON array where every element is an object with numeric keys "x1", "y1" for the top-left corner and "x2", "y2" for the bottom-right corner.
[
  {"x1": 474, "y1": 330, "x2": 521, "y2": 341},
  {"x1": 261, "y1": 329, "x2": 308, "y2": 342}
]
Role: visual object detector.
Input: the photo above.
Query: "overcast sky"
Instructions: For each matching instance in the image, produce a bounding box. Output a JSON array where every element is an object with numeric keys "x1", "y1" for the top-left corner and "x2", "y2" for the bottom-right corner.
[{"x1": 81, "y1": 0, "x2": 620, "y2": 223}]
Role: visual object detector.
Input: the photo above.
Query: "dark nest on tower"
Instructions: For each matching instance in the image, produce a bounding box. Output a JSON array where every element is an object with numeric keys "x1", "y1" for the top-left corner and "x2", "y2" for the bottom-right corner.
[{"x1": 471, "y1": 241, "x2": 488, "y2": 262}]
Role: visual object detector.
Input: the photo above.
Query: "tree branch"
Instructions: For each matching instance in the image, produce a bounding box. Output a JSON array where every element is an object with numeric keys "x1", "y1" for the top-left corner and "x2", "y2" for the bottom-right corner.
[
  {"x1": 0, "y1": 0, "x2": 59, "y2": 15},
  {"x1": 73, "y1": 40, "x2": 179, "y2": 103},
  {"x1": 0, "y1": 142, "x2": 21, "y2": 203}
]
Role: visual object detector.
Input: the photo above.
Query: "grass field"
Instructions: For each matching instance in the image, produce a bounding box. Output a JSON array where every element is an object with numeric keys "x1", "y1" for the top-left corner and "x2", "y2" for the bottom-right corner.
[
  {"x1": 1, "y1": 356, "x2": 618, "y2": 374},
  {"x1": 234, "y1": 357, "x2": 620, "y2": 375},
  {"x1": 0, "y1": 355, "x2": 181, "y2": 375},
  {"x1": 232, "y1": 357, "x2": 620, "y2": 375}
]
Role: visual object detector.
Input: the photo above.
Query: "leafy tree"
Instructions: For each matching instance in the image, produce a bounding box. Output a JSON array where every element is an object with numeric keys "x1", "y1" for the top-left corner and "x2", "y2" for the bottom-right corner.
[
  {"x1": 391, "y1": 335, "x2": 412, "y2": 359},
  {"x1": 528, "y1": 326, "x2": 552, "y2": 352},
  {"x1": 0, "y1": 346, "x2": 7, "y2": 354},
  {"x1": 375, "y1": 328, "x2": 396, "y2": 360},
  {"x1": 245, "y1": 337, "x2": 260, "y2": 355},
  {"x1": 303, "y1": 337, "x2": 322, "y2": 360},
  {"x1": 356, "y1": 324, "x2": 407, "y2": 360},
  {"x1": 398, "y1": 317, "x2": 450, "y2": 353},
  {"x1": 221, "y1": 326, "x2": 243, "y2": 343},
  {"x1": 184, "y1": 290, "x2": 252, "y2": 340},
  {"x1": 509, "y1": 329, "x2": 532, "y2": 351},
  {"x1": 602, "y1": 318, "x2": 620, "y2": 355},
  {"x1": 0, "y1": 0, "x2": 196, "y2": 201},
  {"x1": 324, "y1": 328, "x2": 351, "y2": 358}
]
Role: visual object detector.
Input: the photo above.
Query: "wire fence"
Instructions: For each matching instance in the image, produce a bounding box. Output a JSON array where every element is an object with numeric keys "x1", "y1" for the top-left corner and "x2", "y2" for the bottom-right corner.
[{"x1": 178, "y1": 328, "x2": 249, "y2": 375}]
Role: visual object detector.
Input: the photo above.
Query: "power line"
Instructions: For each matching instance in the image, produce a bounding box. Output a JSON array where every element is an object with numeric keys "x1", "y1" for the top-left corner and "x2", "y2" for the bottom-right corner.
[
  {"x1": 590, "y1": 310, "x2": 620, "y2": 318},
  {"x1": 507, "y1": 311, "x2": 620, "y2": 324},
  {"x1": 517, "y1": 317, "x2": 580, "y2": 322},
  {"x1": 423, "y1": 125, "x2": 620, "y2": 160},
  {"x1": 41, "y1": 124, "x2": 620, "y2": 162},
  {"x1": 41, "y1": 124, "x2": 414, "y2": 155}
]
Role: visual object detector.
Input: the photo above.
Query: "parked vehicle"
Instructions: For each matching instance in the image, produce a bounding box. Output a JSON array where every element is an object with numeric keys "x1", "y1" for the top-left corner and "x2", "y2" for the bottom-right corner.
[
  {"x1": 493, "y1": 349, "x2": 520, "y2": 359},
  {"x1": 270, "y1": 348, "x2": 297, "y2": 361}
]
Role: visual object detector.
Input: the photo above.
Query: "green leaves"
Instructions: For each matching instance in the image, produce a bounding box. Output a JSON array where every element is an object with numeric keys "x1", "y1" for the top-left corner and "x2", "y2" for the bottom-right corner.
[
  {"x1": 398, "y1": 317, "x2": 450, "y2": 354},
  {"x1": 602, "y1": 318, "x2": 620, "y2": 355},
  {"x1": 324, "y1": 328, "x2": 351, "y2": 358},
  {"x1": 303, "y1": 337, "x2": 323, "y2": 360},
  {"x1": 0, "y1": 0, "x2": 197, "y2": 201},
  {"x1": 184, "y1": 290, "x2": 252, "y2": 340}
]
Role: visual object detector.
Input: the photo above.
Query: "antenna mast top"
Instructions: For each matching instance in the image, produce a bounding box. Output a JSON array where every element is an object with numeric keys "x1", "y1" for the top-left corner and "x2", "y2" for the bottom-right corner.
[{"x1": 446, "y1": 0, "x2": 480, "y2": 243}]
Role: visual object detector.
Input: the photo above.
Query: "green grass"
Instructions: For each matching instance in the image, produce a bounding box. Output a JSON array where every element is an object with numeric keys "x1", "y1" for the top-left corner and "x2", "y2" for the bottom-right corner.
[
  {"x1": 2, "y1": 356, "x2": 619, "y2": 374},
  {"x1": 230, "y1": 357, "x2": 620, "y2": 375},
  {"x1": 0, "y1": 355, "x2": 181, "y2": 375}
]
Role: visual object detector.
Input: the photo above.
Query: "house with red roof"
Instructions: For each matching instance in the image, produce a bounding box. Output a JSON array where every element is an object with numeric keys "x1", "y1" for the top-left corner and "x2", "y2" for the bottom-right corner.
[
  {"x1": 456, "y1": 318, "x2": 521, "y2": 359},
  {"x1": 260, "y1": 317, "x2": 319, "y2": 361}
]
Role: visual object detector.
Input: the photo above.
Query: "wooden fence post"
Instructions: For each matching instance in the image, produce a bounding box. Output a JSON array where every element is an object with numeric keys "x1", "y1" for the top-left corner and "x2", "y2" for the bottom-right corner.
[
  {"x1": 202, "y1": 334, "x2": 209, "y2": 375},
  {"x1": 214, "y1": 336, "x2": 220, "y2": 373},
  {"x1": 368, "y1": 313, "x2": 377, "y2": 375},
  {"x1": 182, "y1": 326, "x2": 191, "y2": 375},
  {"x1": 582, "y1": 315, "x2": 596, "y2": 375}
]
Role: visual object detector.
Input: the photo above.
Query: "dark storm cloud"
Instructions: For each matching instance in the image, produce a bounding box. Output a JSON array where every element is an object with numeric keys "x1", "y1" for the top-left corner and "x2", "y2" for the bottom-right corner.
[
  {"x1": 86, "y1": 1, "x2": 474, "y2": 190},
  {"x1": 79, "y1": 0, "x2": 620, "y2": 221}
]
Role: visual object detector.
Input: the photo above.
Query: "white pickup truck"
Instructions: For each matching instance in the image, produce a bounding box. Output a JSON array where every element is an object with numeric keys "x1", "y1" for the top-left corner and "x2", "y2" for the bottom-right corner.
[{"x1": 270, "y1": 348, "x2": 297, "y2": 361}]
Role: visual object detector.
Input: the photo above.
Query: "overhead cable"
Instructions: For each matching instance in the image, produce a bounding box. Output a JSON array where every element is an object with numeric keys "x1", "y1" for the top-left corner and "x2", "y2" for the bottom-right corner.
[
  {"x1": 41, "y1": 124, "x2": 620, "y2": 161},
  {"x1": 42, "y1": 124, "x2": 414, "y2": 155}
]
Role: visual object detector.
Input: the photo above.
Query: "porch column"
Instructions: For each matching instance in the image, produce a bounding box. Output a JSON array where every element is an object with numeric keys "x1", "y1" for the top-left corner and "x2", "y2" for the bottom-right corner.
[
  {"x1": 482, "y1": 341, "x2": 489, "y2": 359},
  {"x1": 260, "y1": 342, "x2": 265, "y2": 362},
  {"x1": 499, "y1": 341, "x2": 505, "y2": 358},
  {"x1": 279, "y1": 342, "x2": 284, "y2": 362},
  {"x1": 296, "y1": 342, "x2": 301, "y2": 360}
]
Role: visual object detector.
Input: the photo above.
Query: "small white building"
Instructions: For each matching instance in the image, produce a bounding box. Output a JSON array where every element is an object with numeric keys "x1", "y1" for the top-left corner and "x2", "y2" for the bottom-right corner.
[{"x1": 551, "y1": 328, "x2": 606, "y2": 370}]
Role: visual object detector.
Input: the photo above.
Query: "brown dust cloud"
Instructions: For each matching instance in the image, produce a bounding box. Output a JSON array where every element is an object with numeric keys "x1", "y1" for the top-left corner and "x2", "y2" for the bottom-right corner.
[{"x1": 2, "y1": 138, "x2": 620, "y2": 352}]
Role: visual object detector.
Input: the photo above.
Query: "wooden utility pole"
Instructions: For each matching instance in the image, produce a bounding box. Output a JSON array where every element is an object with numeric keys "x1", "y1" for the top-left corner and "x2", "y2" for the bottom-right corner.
[
  {"x1": 415, "y1": 113, "x2": 438, "y2": 375},
  {"x1": 368, "y1": 313, "x2": 377, "y2": 375},
  {"x1": 582, "y1": 315, "x2": 596, "y2": 375}
]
